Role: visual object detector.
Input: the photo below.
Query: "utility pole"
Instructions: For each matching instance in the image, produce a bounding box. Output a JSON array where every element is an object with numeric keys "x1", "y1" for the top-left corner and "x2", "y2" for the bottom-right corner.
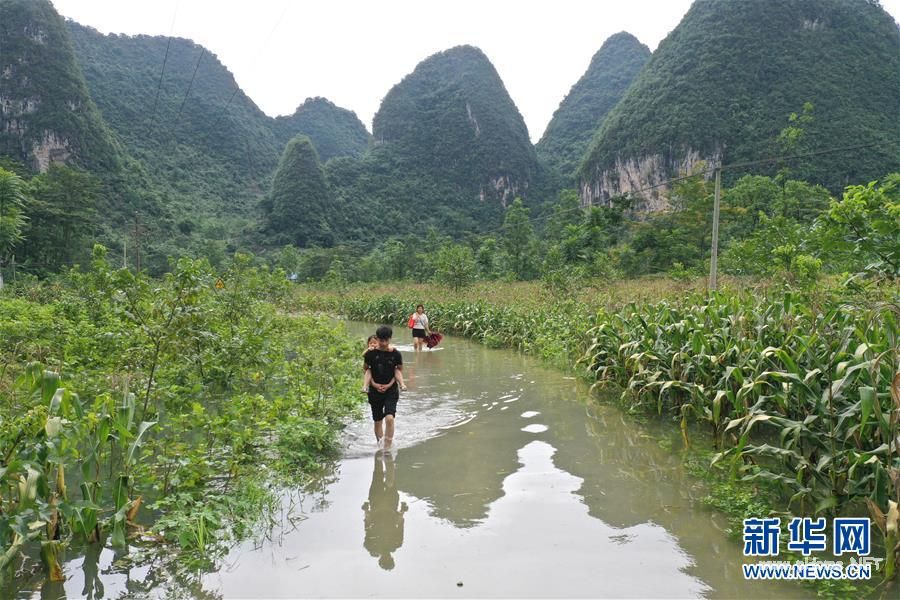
[
  {"x1": 133, "y1": 214, "x2": 142, "y2": 273},
  {"x1": 123, "y1": 239, "x2": 127, "y2": 270},
  {"x1": 0, "y1": 189, "x2": 4, "y2": 291},
  {"x1": 708, "y1": 166, "x2": 722, "y2": 292}
]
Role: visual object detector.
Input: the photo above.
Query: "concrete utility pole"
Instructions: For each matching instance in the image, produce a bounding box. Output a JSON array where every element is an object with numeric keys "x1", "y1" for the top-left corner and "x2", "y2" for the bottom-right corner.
[
  {"x1": 133, "y1": 214, "x2": 142, "y2": 273},
  {"x1": 708, "y1": 166, "x2": 722, "y2": 292}
]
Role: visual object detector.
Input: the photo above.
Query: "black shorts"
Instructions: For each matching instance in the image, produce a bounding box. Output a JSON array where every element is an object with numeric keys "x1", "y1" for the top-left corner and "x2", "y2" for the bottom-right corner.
[
  {"x1": 412, "y1": 328, "x2": 426, "y2": 339},
  {"x1": 368, "y1": 389, "x2": 398, "y2": 421}
]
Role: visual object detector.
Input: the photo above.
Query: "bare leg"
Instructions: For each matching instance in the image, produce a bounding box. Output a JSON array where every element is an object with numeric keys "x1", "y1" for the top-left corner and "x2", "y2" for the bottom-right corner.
[
  {"x1": 374, "y1": 419, "x2": 383, "y2": 444},
  {"x1": 383, "y1": 414, "x2": 395, "y2": 448}
]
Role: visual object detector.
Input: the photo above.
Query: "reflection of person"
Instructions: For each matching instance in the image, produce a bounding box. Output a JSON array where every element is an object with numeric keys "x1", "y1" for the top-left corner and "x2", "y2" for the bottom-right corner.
[
  {"x1": 362, "y1": 451, "x2": 408, "y2": 570},
  {"x1": 409, "y1": 304, "x2": 431, "y2": 351},
  {"x1": 364, "y1": 326, "x2": 406, "y2": 448}
]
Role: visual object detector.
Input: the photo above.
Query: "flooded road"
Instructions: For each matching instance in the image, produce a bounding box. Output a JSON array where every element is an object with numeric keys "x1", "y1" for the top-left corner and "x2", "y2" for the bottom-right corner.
[
  {"x1": 201, "y1": 321, "x2": 807, "y2": 598},
  {"x1": 21, "y1": 320, "x2": 812, "y2": 598}
]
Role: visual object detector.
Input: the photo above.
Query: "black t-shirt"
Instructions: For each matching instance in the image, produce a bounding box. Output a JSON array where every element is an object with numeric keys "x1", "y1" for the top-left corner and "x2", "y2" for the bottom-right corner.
[{"x1": 364, "y1": 348, "x2": 403, "y2": 386}]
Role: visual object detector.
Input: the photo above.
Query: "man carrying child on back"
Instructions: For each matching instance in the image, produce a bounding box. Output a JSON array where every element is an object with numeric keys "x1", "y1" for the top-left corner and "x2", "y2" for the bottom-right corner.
[{"x1": 364, "y1": 325, "x2": 406, "y2": 449}]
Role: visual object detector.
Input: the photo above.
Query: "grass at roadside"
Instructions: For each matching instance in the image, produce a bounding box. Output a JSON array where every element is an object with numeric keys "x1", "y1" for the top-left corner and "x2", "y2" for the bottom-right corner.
[{"x1": 0, "y1": 250, "x2": 365, "y2": 590}]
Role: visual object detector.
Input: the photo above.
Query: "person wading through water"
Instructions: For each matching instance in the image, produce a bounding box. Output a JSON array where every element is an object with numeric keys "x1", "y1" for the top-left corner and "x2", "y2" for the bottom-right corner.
[
  {"x1": 364, "y1": 325, "x2": 406, "y2": 448},
  {"x1": 409, "y1": 304, "x2": 431, "y2": 351}
]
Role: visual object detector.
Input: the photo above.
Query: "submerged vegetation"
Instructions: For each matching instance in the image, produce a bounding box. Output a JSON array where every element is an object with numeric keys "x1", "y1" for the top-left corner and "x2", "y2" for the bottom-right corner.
[
  {"x1": 297, "y1": 174, "x2": 899, "y2": 587},
  {"x1": 0, "y1": 248, "x2": 361, "y2": 589},
  {"x1": 300, "y1": 278, "x2": 899, "y2": 584},
  {"x1": 1, "y1": 0, "x2": 898, "y2": 593}
]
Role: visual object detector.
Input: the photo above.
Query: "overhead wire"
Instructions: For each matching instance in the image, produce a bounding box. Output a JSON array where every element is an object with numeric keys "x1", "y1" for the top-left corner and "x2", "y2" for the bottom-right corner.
[
  {"x1": 145, "y1": 0, "x2": 180, "y2": 134},
  {"x1": 170, "y1": 47, "x2": 205, "y2": 132},
  {"x1": 206, "y1": 1, "x2": 291, "y2": 138},
  {"x1": 473, "y1": 137, "x2": 900, "y2": 237}
]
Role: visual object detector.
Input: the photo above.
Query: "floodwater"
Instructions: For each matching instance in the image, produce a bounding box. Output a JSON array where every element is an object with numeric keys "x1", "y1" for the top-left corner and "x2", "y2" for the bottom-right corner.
[
  {"x1": 201, "y1": 321, "x2": 808, "y2": 599},
  {"x1": 16, "y1": 321, "x2": 813, "y2": 598}
]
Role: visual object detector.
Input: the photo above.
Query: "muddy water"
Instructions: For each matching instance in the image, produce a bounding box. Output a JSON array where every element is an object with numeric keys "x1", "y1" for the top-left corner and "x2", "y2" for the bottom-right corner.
[
  {"x1": 20, "y1": 321, "x2": 812, "y2": 598},
  {"x1": 201, "y1": 321, "x2": 807, "y2": 599}
]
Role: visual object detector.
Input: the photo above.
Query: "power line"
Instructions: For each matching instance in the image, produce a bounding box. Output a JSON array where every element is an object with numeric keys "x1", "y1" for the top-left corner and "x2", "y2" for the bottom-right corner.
[
  {"x1": 145, "y1": 1, "x2": 180, "y2": 134},
  {"x1": 206, "y1": 1, "x2": 291, "y2": 139},
  {"x1": 474, "y1": 137, "x2": 900, "y2": 238},
  {"x1": 475, "y1": 170, "x2": 700, "y2": 239},
  {"x1": 721, "y1": 138, "x2": 900, "y2": 172},
  {"x1": 170, "y1": 47, "x2": 205, "y2": 131},
  {"x1": 150, "y1": 5, "x2": 288, "y2": 170}
]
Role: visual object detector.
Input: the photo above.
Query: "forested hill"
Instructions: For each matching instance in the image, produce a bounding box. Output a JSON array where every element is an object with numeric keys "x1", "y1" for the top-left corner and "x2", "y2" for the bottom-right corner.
[
  {"x1": 578, "y1": 0, "x2": 900, "y2": 210},
  {"x1": 0, "y1": 0, "x2": 163, "y2": 234},
  {"x1": 0, "y1": 0, "x2": 125, "y2": 177},
  {"x1": 4, "y1": 0, "x2": 900, "y2": 270},
  {"x1": 372, "y1": 45, "x2": 539, "y2": 206},
  {"x1": 67, "y1": 21, "x2": 280, "y2": 217},
  {"x1": 536, "y1": 32, "x2": 650, "y2": 183},
  {"x1": 273, "y1": 97, "x2": 371, "y2": 162}
]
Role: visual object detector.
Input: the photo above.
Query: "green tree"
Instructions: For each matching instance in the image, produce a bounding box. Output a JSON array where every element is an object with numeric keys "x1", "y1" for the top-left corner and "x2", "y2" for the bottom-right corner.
[
  {"x1": 543, "y1": 189, "x2": 583, "y2": 245},
  {"x1": 434, "y1": 243, "x2": 477, "y2": 291},
  {"x1": 777, "y1": 180, "x2": 832, "y2": 222},
  {"x1": 622, "y1": 168, "x2": 715, "y2": 274},
  {"x1": 501, "y1": 198, "x2": 537, "y2": 280},
  {"x1": 19, "y1": 165, "x2": 99, "y2": 274},
  {"x1": 541, "y1": 245, "x2": 579, "y2": 297},
  {"x1": 722, "y1": 175, "x2": 832, "y2": 240},
  {"x1": 382, "y1": 238, "x2": 409, "y2": 280},
  {"x1": 776, "y1": 102, "x2": 815, "y2": 185},
  {"x1": 475, "y1": 237, "x2": 500, "y2": 279},
  {"x1": 722, "y1": 175, "x2": 781, "y2": 231},
  {"x1": 265, "y1": 135, "x2": 334, "y2": 248},
  {"x1": 277, "y1": 245, "x2": 302, "y2": 277},
  {"x1": 817, "y1": 174, "x2": 900, "y2": 277},
  {"x1": 0, "y1": 168, "x2": 28, "y2": 288},
  {"x1": 559, "y1": 206, "x2": 620, "y2": 274}
]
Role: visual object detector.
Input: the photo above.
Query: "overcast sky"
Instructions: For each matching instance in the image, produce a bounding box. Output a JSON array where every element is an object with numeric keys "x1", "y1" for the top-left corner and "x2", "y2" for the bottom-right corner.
[{"x1": 51, "y1": 0, "x2": 900, "y2": 142}]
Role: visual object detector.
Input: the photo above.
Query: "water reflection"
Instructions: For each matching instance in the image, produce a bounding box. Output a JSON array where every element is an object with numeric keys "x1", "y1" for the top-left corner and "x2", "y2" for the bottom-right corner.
[
  {"x1": 76, "y1": 542, "x2": 105, "y2": 599},
  {"x1": 15, "y1": 322, "x2": 813, "y2": 598},
  {"x1": 362, "y1": 451, "x2": 408, "y2": 570}
]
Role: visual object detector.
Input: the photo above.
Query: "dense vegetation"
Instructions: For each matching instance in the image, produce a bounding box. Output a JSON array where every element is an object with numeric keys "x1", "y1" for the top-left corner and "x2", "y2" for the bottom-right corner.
[
  {"x1": 298, "y1": 276, "x2": 899, "y2": 585},
  {"x1": 2, "y1": 1, "x2": 371, "y2": 266},
  {"x1": 0, "y1": 0, "x2": 123, "y2": 176},
  {"x1": 275, "y1": 166, "x2": 898, "y2": 293},
  {"x1": 373, "y1": 45, "x2": 537, "y2": 200},
  {"x1": 0, "y1": 249, "x2": 362, "y2": 592},
  {"x1": 536, "y1": 32, "x2": 650, "y2": 182},
  {"x1": 273, "y1": 97, "x2": 371, "y2": 162},
  {"x1": 1, "y1": 0, "x2": 900, "y2": 591},
  {"x1": 579, "y1": 0, "x2": 900, "y2": 201},
  {"x1": 5, "y1": 0, "x2": 899, "y2": 276},
  {"x1": 261, "y1": 135, "x2": 335, "y2": 247},
  {"x1": 319, "y1": 41, "x2": 592, "y2": 242},
  {"x1": 67, "y1": 21, "x2": 281, "y2": 256},
  {"x1": 0, "y1": 0, "x2": 216, "y2": 274},
  {"x1": 290, "y1": 166, "x2": 899, "y2": 587},
  {"x1": 67, "y1": 21, "x2": 281, "y2": 202}
]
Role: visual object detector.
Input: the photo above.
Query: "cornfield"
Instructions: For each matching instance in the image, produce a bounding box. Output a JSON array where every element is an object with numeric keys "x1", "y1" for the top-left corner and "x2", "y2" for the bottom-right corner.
[{"x1": 302, "y1": 285, "x2": 900, "y2": 578}]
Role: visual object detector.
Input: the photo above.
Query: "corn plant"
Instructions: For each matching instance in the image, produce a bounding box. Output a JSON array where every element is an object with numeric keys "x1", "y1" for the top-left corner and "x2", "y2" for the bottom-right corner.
[{"x1": 313, "y1": 283, "x2": 900, "y2": 580}]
